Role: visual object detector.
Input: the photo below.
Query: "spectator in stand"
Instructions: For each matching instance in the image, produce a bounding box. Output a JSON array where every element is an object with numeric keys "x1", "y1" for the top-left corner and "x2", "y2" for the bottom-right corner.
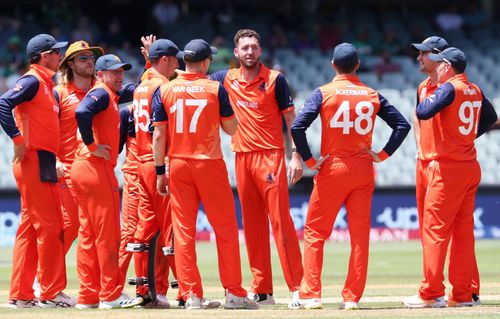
[
  {"x1": 316, "y1": 21, "x2": 341, "y2": 54},
  {"x1": 293, "y1": 30, "x2": 314, "y2": 53},
  {"x1": 463, "y1": 3, "x2": 489, "y2": 30},
  {"x1": 436, "y1": 5, "x2": 464, "y2": 32},
  {"x1": 268, "y1": 23, "x2": 289, "y2": 53},
  {"x1": 373, "y1": 50, "x2": 401, "y2": 78},
  {"x1": 152, "y1": 0, "x2": 179, "y2": 27},
  {"x1": 0, "y1": 36, "x2": 25, "y2": 77}
]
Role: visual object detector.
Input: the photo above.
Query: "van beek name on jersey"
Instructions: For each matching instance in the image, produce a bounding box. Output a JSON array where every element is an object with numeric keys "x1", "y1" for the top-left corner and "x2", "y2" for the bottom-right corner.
[
  {"x1": 335, "y1": 88, "x2": 369, "y2": 96},
  {"x1": 172, "y1": 85, "x2": 206, "y2": 93}
]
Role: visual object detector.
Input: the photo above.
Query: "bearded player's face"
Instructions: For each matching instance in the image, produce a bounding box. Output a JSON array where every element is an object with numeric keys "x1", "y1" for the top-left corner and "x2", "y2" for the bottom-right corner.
[{"x1": 234, "y1": 36, "x2": 262, "y2": 69}]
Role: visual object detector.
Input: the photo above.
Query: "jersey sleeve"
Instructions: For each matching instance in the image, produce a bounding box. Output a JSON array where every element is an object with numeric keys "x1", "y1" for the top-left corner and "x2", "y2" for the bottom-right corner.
[
  {"x1": 117, "y1": 84, "x2": 138, "y2": 104},
  {"x1": 75, "y1": 88, "x2": 110, "y2": 147},
  {"x1": 0, "y1": 75, "x2": 39, "y2": 142},
  {"x1": 152, "y1": 87, "x2": 168, "y2": 125},
  {"x1": 119, "y1": 107, "x2": 135, "y2": 153},
  {"x1": 275, "y1": 73, "x2": 294, "y2": 112},
  {"x1": 208, "y1": 70, "x2": 228, "y2": 84},
  {"x1": 291, "y1": 88, "x2": 322, "y2": 162},
  {"x1": 377, "y1": 94, "x2": 411, "y2": 157},
  {"x1": 477, "y1": 94, "x2": 498, "y2": 137},
  {"x1": 218, "y1": 84, "x2": 234, "y2": 119},
  {"x1": 416, "y1": 83, "x2": 455, "y2": 119}
]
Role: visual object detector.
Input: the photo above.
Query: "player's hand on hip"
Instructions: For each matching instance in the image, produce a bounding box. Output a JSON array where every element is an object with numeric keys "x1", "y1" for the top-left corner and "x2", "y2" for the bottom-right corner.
[
  {"x1": 366, "y1": 148, "x2": 382, "y2": 162},
  {"x1": 56, "y1": 160, "x2": 65, "y2": 178},
  {"x1": 157, "y1": 174, "x2": 169, "y2": 196},
  {"x1": 288, "y1": 152, "x2": 303, "y2": 185},
  {"x1": 12, "y1": 142, "x2": 27, "y2": 164},
  {"x1": 311, "y1": 154, "x2": 330, "y2": 170},
  {"x1": 91, "y1": 144, "x2": 111, "y2": 161}
]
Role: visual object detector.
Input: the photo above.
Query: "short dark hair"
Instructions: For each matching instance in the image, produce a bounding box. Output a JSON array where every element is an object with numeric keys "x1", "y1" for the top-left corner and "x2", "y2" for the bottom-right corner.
[
  {"x1": 234, "y1": 29, "x2": 261, "y2": 47},
  {"x1": 29, "y1": 54, "x2": 41, "y2": 64},
  {"x1": 335, "y1": 63, "x2": 357, "y2": 74}
]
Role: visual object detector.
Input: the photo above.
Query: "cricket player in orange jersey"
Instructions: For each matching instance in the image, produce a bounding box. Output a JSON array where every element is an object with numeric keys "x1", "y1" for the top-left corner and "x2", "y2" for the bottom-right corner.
[
  {"x1": 121, "y1": 38, "x2": 183, "y2": 309},
  {"x1": 403, "y1": 48, "x2": 497, "y2": 308},
  {"x1": 289, "y1": 43, "x2": 410, "y2": 310},
  {"x1": 152, "y1": 39, "x2": 258, "y2": 310},
  {"x1": 411, "y1": 37, "x2": 481, "y2": 305},
  {"x1": 54, "y1": 41, "x2": 104, "y2": 254},
  {"x1": 210, "y1": 29, "x2": 303, "y2": 305},
  {"x1": 71, "y1": 54, "x2": 137, "y2": 309},
  {"x1": 0, "y1": 34, "x2": 75, "y2": 308}
]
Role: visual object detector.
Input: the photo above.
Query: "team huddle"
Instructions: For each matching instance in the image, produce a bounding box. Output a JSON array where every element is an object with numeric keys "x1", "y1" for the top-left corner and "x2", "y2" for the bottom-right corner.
[{"x1": 0, "y1": 28, "x2": 496, "y2": 311}]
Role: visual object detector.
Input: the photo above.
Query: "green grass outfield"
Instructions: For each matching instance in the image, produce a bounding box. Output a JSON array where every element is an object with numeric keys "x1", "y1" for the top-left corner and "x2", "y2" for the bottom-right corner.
[{"x1": 0, "y1": 240, "x2": 499, "y2": 318}]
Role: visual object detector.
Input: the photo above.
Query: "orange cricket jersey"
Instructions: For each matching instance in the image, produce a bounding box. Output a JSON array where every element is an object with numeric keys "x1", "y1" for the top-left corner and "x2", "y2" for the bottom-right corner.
[
  {"x1": 223, "y1": 64, "x2": 294, "y2": 152},
  {"x1": 420, "y1": 74, "x2": 482, "y2": 161},
  {"x1": 417, "y1": 77, "x2": 439, "y2": 160},
  {"x1": 55, "y1": 82, "x2": 89, "y2": 165},
  {"x1": 158, "y1": 72, "x2": 230, "y2": 160},
  {"x1": 75, "y1": 81, "x2": 121, "y2": 166},
  {"x1": 14, "y1": 64, "x2": 60, "y2": 154},
  {"x1": 318, "y1": 74, "x2": 380, "y2": 158},
  {"x1": 133, "y1": 68, "x2": 169, "y2": 162}
]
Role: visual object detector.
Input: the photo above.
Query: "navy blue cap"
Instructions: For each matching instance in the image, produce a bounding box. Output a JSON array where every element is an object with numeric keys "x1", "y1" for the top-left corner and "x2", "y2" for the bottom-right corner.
[
  {"x1": 411, "y1": 36, "x2": 449, "y2": 53},
  {"x1": 429, "y1": 47, "x2": 467, "y2": 73},
  {"x1": 26, "y1": 34, "x2": 68, "y2": 59},
  {"x1": 183, "y1": 39, "x2": 217, "y2": 62},
  {"x1": 148, "y1": 39, "x2": 183, "y2": 60},
  {"x1": 95, "y1": 54, "x2": 132, "y2": 71},
  {"x1": 332, "y1": 42, "x2": 359, "y2": 69}
]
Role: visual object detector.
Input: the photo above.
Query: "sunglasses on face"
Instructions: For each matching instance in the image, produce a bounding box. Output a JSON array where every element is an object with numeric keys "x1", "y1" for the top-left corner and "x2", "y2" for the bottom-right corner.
[
  {"x1": 43, "y1": 48, "x2": 61, "y2": 55},
  {"x1": 75, "y1": 55, "x2": 96, "y2": 63}
]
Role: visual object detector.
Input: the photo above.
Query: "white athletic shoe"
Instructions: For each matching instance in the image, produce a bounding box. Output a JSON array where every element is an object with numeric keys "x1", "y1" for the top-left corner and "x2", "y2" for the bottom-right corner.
[
  {"x1": 75, "y1": 303, "x2": 99, "y2": 309},
  {"x1": 33, "y1": 278, "x2": 40, "y2": 298},
  {"x1": 247, "y1": 291, "x2": 275, "y2": 305},
  {"x1": 185, "y1": 294, "x2": 221, "y2": 310},
  {"x1": 38, "y1": 291, "x2": 76, "y2": 308},
  {"x1": 152, "y1": 294, "x2": 170, "y2": 308},
  {"x1": 225, "y1": 292, "x2": 259, "y2": 309},
  {"x1": 288, "y1": 297, "x2": 322, "y2": 310},
  {"x1": 98, "y1": 291, "x2": 128, "y2": 309},
  {"x1": 472, "y1": 294, "x2": 481, "y2": 306},
  {"x1": 340, "y1": 301, "x2": 360, "y2": 310},
  {"x1": 120, "y1": 296, "x2": 146, "y2": 308},
  {"x1": 8, "y1": 299, "x2": 39, "y2": 308},
  {"x1": 403, "y1": 294, "x2": 446, "y2": 308}
]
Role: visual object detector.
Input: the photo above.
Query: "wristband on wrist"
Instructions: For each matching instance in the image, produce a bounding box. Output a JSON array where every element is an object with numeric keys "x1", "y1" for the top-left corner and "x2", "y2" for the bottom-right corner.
[{"x1": 155, "y1": 165, "x2": 166, "y2": 175}]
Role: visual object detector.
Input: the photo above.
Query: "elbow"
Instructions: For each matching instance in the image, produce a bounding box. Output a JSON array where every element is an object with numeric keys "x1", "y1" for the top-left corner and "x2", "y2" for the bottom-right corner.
[{"x1": 225, "y1": 126, "x2": 237, "y2": 136}]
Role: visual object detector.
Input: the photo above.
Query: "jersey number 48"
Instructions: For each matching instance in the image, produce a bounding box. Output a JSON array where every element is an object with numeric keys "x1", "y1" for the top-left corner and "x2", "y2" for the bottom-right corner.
[{"x1": 330, "y1": 100, "x2": 374, "y2": 135}]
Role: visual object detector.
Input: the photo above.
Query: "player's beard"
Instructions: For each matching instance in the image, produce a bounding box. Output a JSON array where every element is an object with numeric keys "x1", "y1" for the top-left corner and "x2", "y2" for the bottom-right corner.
[
  {"x1": 73, "y1": 64, "x2": 94, "y2": 79},
  {"x1": 239, "y1": 55, "x2": 260, "y2": 70}
]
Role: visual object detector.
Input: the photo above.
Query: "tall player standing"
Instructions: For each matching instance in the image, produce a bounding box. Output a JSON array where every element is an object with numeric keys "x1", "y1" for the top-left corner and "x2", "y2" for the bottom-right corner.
[
  {"x1": 55, "y1": 40, "x2": 104, "y2": 254},
  {"x1": 121, "y1": 38, "x2": 183, "y2": 308},
  {"x1": 0, "y1": 34, "x2": 75, "y2": 308},
  {"x1": 403, "y1": 48, "x2": 497, "y2": 308},
  {"x1": 411, "y1": 36, "x2": 482, "y2": 305},
  {"x1": 289, "y1": 43, "x2": 410, "y2": 310},
  {"x1": 152, "y1": 39, "x2": 258, "y2": 310},
  {"x1": 210, "y1": 29, "x2": 303, "y2": 305}
]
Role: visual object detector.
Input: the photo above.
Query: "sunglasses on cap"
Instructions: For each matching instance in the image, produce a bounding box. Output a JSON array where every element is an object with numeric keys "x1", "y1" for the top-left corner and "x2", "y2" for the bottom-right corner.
[{"x1": 74, "y1": 54, "x2": 96, "y2": 63}]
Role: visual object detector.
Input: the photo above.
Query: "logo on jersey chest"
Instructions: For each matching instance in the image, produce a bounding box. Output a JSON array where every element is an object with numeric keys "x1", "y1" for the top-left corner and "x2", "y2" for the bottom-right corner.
[
  {"x1": 236, "y1": 100, "x2": 258, "y2": 109},
  {"x1": 66, "y1": 93, "x2": 79, "y2": 105},
  {"x1": 258, "y1": 82, "x2": 267, "y2": 92},
  {"x1": 230, "y1": 79, "x2": 240, "y2": 91},
  {"x1": 419, "y1": 87, "x2": 428, "y2": 100}
]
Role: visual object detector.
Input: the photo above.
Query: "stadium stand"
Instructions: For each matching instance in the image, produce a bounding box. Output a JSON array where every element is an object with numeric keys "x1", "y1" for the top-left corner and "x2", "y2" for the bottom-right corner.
[{"x1": 1, "y1": 1, "x2": 500, "y2": 188}]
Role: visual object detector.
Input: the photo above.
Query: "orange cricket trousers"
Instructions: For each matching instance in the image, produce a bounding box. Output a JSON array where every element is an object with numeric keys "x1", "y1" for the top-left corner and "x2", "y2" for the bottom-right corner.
[
  {"x1": 59, "y1": 163, "x2": 79, "y2": 253},
  {"x1": 235, "y1": 149, "x2": 303, "y2": 293},
  {"x1": 417, "y1": 159, "x2": 480, "y2": 297},
  {"x1": 133, "y1": 161, "x2": 174, "y2": 296},
  {"x1": 117, "y1": 170, "x2": 141, "y2": 290},
  {"x1": 10, "y1": 150, "x2": 67, "y2": 301},
  {"x1": 300, "y1": 157, "x2": 374, "y2": 302},
  {"x1": 169, "y1": 158, "x2": 247, "y2": 300},
  {"x1": 419, "y1": 159, "x2": 480, "y2": 303},
  {"x1": 71, "y1": 159, "x2": 122, "y2": 304}
]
